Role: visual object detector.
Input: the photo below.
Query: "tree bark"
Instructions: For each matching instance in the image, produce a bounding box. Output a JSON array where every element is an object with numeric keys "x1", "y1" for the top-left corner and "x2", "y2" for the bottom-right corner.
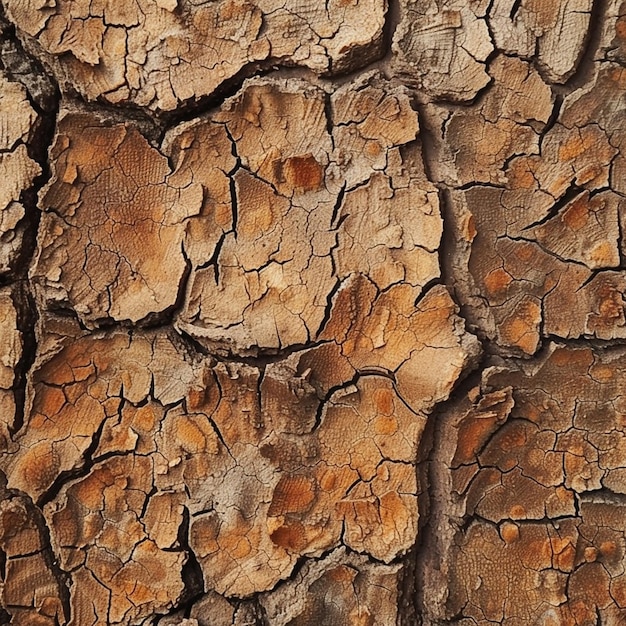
[{"x1": 0, "y1": 0, "x2": 625, "y2": 624}]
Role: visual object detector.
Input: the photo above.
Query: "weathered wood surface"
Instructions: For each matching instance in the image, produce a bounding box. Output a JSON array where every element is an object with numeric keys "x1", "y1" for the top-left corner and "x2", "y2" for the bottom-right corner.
[{"x1": 1, "y1": 0, "x2": 626, "y2": 624}]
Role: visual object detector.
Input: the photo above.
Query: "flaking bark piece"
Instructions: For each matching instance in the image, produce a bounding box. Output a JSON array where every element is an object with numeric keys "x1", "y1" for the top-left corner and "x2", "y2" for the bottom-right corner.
[
  {"x1": 174, "y1": 76, "x2": 443, "y2": 356},
  {"x1": 488, "y1": 0, "x2": 594, "y2": 84},
  {"x1": 443, "y1": 55, "x2": 553, "y2": 187},
  {"x1": 448, "y1": 502, "x2": 626, "y2": 623},
  {"x1": 259, "y1": 547, "x2": 402, "y2": 626},
  {"x1": 455, "y1": 345, "x2": 626, "y2": 526},
  {"x1": 0, "y1": 290, "x2": 22, "y2": 450},
  {"x1": 299, "y1": 279, "x2": 480, "y2": 415},
  {"x1": 0, "y1": 489, "x2": 66, "y2": 626},
  {"x1": 392, "y1": 0, "x2": 493, "y2": 102},
  {"x1": 3, "y1": 0, "x2": 386, "y2": 112},
  {"x1": 0, "y1": 71, "x2": 41, "y2": 275},
  {"x1": 34, "y1": 112, "x2": 204, "y2": 325},
  {"x1": 530, "y1": 190, "x2": 621, "y2": 271},
  {"x1": 452, "y1": 387, "x2": 514, "y2": 471},
  {"x1": 33, "y1": 110, "x2": 238, "y2": 326},
  {"x1": 448, "y1": 519, "x2": 580, "y2": 625},
  {"x1": 450, "y1": 54, "x2": 626, "y2": 354}
]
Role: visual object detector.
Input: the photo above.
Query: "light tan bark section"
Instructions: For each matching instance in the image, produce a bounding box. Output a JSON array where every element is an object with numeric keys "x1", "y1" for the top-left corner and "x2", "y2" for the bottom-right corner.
[
  {"x1": 489, "y1": 0, "x2": 594, "y2": 83},
  {"x1": 4, "y1": 0, "x2": 386, "y2": 111},
  {"x1": 34, "y1": 75, "x2": 443, "y2": 356},
  {"x1": 439, "y1": 40, "x2": 626, "y2": 354},
  {"x1": 0, "y1": 291, "x2": 21, "y2": 453},
  {"x1": 35, "y1": 113, "x2": 203, "y2": 323},
  {"x1": 1, "y1": 292, "x2": 475, "y2": 621},
  {"x1": 0, "y1": 72, "x2": 41, "y2": 274},
  {"x1": 393, "y1": 0, "x2": 594, "y2": 101}
]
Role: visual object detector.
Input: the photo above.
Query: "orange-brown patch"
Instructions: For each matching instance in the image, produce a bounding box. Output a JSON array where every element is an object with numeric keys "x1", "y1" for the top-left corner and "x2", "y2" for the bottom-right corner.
[
  {"x1": 373, "y1": 415, "x2": 398, "y2": 436},
  {"x1": 281, "y1": 154, "x2": 324, "y2": 192},
  {"x1": 484, "y1": 267, "x2": 513, "y2": 296},
  {"x1": 268, "y1": 475, "x2": 316, "y2": 516},
  {"x1": 559, "y1": 134, "x2": 585, "y2": 161},
  {"x1": 269, "y1": 520, "x2": 307, "y2": 551},
  {"x1": 500, "y1": 522, "x2": 519, "y2": 544},
  {"x1": 373, "y1": 387, "x2": 394, "y2": 415},
  {"x1": 561, "y1": 194, "x2": 589, "y2": 230},
  {"x1": 327, "y1": 564, "x2": 357, "y2": 583}
]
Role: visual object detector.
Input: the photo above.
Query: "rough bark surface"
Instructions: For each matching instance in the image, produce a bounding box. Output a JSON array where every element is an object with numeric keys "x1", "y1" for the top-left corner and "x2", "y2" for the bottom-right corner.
[{"x1": 0, "y1": 0, "x2": 625, "y2": 625}]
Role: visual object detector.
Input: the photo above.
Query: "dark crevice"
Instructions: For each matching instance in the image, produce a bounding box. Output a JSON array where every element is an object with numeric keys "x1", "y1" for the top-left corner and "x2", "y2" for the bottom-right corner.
[
  {"x1": 36, "y1": 417, "x2": 109, "y2": 509},
  {"x1": 533, "y1": 91, "x2": 564, "y2": 153},
  {"x1": 139, "y1": 484, "x2": 158, "y2": 521},
  {"x1": 0, "y1": 9, "x2": 57, "y2": 115},
  {"x1": 177, "y1": 327, "x2": 331, "y2": 366},
  {"x1": 380, "y1": 0, "x2": 403, "y2": 73},
  {"x1": 578, "y1": 489, "x2": 626, "y2": 506},
  {"x1": 176, "y1": 328, "x2": 212, "y2": 357},
  {"x1": 509, "y1": 184, "x2": 589, "y2": 232},
  {"x1": 229, "y1": 177, "x2": 239, "y2": 247},
  {"x1": 415, "y1": 104, "x2": 494, "y2": 346},
  {"x1": 410, "y1": 102, "x2": 492, "y2": 626},
  {"x1": 194, "y1": 230, "x2": 230, "y2": 275},
  {"x1": 617, "y1": 203, "x2": 626, "y2": 269},
  {"x1": 8, "y1": 283, "x2": 37, "y2": 436},
  {"x1": 34, "y1": 509, "x2": 72, "y2": 625},
  {"x1": 324, "y1": 90, "x2": 336, "y2": 148},
  {"x1": 311, "y1": 371, "x2": 361, "y2": 432},
  {"x1": 156, "y1": 51, "x2": 392, "y2": 133},
  {"x1": 313, "y1": 275, "x2": 344, "y2": 340},
  {"x1": 412, "y1": 103, "x2": 443, "y2": 189},
  {"x1": 138, "y1": 245, "x2": 193, "y2": 329},
  {"x1": 155, "y1": 63, "x2": 319, "y2": 134},
  {"x1": 574, "y1": 264, "x2": 615, "y2": 291},
  {"x1": 178, "y1": 507, "x2": 205, "y2": 611},
  {"x1": 456, "y1": 181, "x2": 504, "y2": 192},
  {"x1": 258, "y1": 545, "x2": 340, "y2": 600},
  {"x1": 60, "y1": 93, "x2": 166, "y2": 147},
  {"x1": 330, "y1": 182, "x2": 346, "y2": 229},
  {"x1": 558, "y1": 0, "x2": 609, "y2": 93},
  {"x1": 509, "y1": 0, "x2": 523, "y2": 20},
  {"x1": 413, "y1": 362, "x2": 487, "y2": 626},
  {"x1": 0, "y1": 7, "x2": 60, "y2": 440}
]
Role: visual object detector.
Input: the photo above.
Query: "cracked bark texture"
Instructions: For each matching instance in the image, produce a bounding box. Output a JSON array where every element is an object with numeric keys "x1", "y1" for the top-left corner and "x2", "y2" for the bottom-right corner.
[{"x1": 1, "y1": 0, "x2": 626, "y2": 625}]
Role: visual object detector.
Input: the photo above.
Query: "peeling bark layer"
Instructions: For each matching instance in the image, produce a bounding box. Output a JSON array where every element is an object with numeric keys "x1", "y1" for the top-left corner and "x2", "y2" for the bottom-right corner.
[
  {"x1": 4, "y1": 0, "x2": 386, "y2": 111},
  {"x1": 447, "y1": 346, "x2": 626, "y2": 624},
  {"x1": 0, "y1": 71, "x2": 40, "y2": 275},
  {"x1": 1, "y1": 0, "x2": 626, "y2": 625}
]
